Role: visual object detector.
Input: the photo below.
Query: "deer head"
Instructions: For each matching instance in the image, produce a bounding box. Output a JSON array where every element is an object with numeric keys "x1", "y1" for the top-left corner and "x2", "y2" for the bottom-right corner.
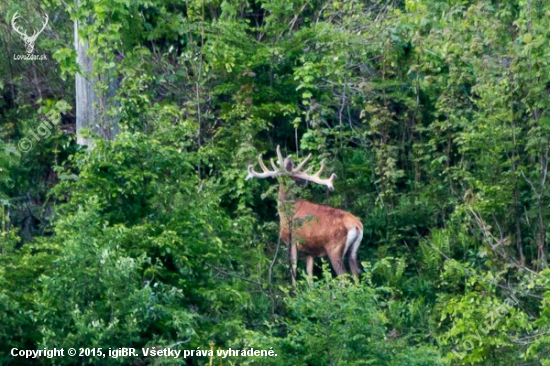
[
  {"x1": 246, "y1": 145, "x2": 336, "y2": 192},
  {"x1": 11, "y1": 12, "x2": 49, "y2": 54}
]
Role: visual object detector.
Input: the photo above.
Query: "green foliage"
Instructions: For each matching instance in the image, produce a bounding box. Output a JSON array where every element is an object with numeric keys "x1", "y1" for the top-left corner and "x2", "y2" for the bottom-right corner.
[
  {"x1": 232, "y1": 270, "x2": 444, "y2": 366},
  {"x1": 4, "y1": 0, "x2": 550, "y2": 364},
  {"x1": 36, "y1": 200, "x2": 196, "y2": 365}
]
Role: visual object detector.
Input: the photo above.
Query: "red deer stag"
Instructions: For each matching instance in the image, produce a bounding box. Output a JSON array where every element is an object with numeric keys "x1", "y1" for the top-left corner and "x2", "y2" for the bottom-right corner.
[{"x1": 246, "y1": 146, "x2": 363, "y2": 285}]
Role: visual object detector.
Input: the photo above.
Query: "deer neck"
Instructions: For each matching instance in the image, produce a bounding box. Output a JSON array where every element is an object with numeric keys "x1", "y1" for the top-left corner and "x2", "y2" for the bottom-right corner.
[
  {"x1": 277, "y1": 180, "x2": 296, "y2": 225},
  {"x1": 278, "y1": 180, "x2": 290, "y2": 202}
]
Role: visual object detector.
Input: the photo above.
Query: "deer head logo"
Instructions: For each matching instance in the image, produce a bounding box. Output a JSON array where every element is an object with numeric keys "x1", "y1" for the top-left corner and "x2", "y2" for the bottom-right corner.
[{"x1": 11, "y1": 12, "x2": 49, "y2": 54}]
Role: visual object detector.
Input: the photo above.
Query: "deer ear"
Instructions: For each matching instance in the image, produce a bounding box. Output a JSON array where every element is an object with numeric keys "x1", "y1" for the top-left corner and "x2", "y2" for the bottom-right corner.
[{"x1": 284, "y1": 157, "x2": 294, "y2": 172}]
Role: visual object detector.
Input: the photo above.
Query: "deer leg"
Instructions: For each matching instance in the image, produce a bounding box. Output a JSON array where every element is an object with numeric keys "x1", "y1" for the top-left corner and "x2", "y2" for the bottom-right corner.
[
  {"x1": 306, "y1": 255, "x2": 314, "y2": 284},
  {"x1": 327, "y1": 247, "x2": 347, "y2": 276},
  {"x1": 290, "y1": 243, "x2": 297, "y2": 287}
]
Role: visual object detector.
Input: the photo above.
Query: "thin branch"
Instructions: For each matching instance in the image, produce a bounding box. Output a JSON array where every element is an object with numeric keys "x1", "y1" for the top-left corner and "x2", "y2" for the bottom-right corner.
[
  {"x1": 208, "y1": 264, "x2": 262, "y2": 286},
  {"x1": 269, "y1": 237, "x2": 282, "y2": 286}
]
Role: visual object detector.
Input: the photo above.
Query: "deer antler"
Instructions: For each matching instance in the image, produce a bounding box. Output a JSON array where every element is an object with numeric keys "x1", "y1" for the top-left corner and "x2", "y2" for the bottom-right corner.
[
  {"x1": 291, "y1": 157, "x2": 336, "y2": 191},
  {"x1": 246, "y1": 153, "x2": 283, "y2": 180},
  {"x1": 246, "y1": 145, "x2": 337, "y2": 191},
  {"x1": 11, "y1": 12, "x2": 29, "y2": 39},
  {"x1": 246, "y1": 145, "x2": 289, "y2": 180}
]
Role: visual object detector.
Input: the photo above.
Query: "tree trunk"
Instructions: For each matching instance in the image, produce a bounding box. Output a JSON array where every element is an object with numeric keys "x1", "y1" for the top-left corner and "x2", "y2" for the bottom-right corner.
[{"x1": 74, "y1": 17, "x2": 119, "y2": 147}]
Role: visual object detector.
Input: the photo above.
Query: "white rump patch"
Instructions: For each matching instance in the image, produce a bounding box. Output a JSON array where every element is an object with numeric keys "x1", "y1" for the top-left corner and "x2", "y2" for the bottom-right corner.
[
  {"x1": 350, "y1": 229, "x2": 363, "y2": 260},
  {"x1": 343, "y1": 226, "x2": 358, "y2": 258}
]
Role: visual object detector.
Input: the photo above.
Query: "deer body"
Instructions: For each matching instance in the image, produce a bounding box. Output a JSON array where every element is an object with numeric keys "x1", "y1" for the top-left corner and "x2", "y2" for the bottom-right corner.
[
  {"x1": 279, "y1": 199, "x2": 363, "y2": 279},
  {"x1": 247, "y1": 146, "x2": 363, "y2": 284}
]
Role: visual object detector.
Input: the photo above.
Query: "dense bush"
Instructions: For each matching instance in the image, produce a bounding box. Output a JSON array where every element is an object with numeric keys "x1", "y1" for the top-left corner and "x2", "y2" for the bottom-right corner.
[{"x1": 3, "y1": 0, "x2": 550, "y2": 364}]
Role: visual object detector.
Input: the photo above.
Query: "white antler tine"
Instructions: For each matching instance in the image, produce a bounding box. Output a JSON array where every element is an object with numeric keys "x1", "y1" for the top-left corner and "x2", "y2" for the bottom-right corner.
[
  {"x1": 245, "y1": 165, "x2": 255, "y2": 180},
  {"x1": 315, "y1": 159, "x2": 326, "y2": 177},
  {"x1": 258, "y1": 154, "x2": 269, "y2": 172},
  {"x1": 293, "y1": 153, "x2": 312, "y2": 172},
  {"x1": 276, "y1": 145, "x2": 284, "y2": 167},
  {"x1": 270, "y1": 158, "x2": 278, "y2": 171}
]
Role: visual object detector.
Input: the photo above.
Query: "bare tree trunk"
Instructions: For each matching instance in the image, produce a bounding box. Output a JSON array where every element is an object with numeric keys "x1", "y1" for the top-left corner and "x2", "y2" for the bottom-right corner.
[{"x1": 74, "y1": 17, "x2": 119, "y2": 147}]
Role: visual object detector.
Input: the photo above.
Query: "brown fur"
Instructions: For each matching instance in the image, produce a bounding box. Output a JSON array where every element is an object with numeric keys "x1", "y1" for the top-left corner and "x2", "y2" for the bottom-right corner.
[{"x1": 278, "y1": 198, "x2": 363, "y2": 279}]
